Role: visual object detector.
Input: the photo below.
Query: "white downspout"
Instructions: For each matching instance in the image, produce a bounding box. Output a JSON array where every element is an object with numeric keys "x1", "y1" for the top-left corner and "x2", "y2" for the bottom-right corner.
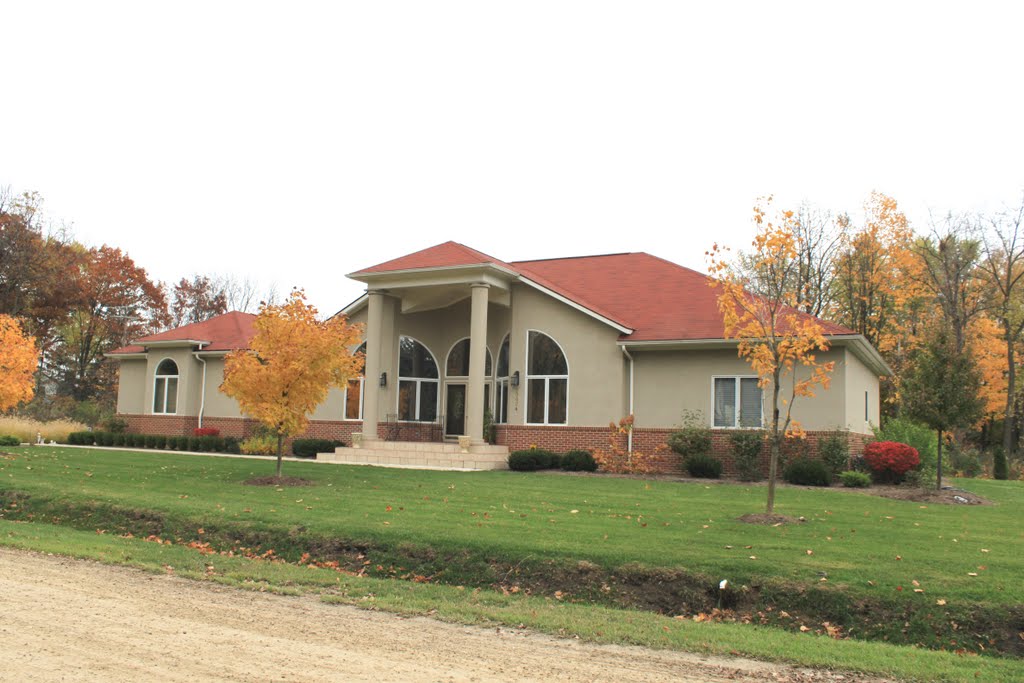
[
  {"x1": 620, "y1": 346, "x2": 634, "y2": 453},
  {"x1": 193, "y1": 344, "x2": 208, "y2": 429}
]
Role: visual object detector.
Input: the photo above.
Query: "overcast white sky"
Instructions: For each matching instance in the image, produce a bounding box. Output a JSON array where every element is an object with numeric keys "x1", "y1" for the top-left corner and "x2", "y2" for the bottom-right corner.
[{"x1": 3, "y1": 1, "x2": 1023, "y2": 317}]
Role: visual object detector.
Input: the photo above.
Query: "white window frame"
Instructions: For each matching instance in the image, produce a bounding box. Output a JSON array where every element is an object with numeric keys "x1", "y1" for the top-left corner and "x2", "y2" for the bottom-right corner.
[
  {"x1": 524, "y1": 329, "x2": 569, "y2": 426},
  {"x1": 397, "y1": 336, "x2": 439, "y2": 422},
  {"x1": 153, "y1": 358, "x2": 179, "y2": 415},
  {"x1": 444, "y1": 337, "x2": 494, "y2": 416},
  {"x1": 711, "y1": 375, "x2": 763, "y2": 429}
]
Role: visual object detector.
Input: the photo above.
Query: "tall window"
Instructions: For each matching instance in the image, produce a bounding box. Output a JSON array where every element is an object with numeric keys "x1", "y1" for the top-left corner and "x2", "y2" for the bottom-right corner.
[
  {"x1": 153, "y1": 359, "x2": 179, "y2": 415},
  {"x1": 444, "y1": 338, "x2": 492, "y2": 377},
  {"x1": 398, "y1": 337, "x2": 438, "y2": 421},
  {"x1": 344, "y1": 343, "x2": 366, "y2": 420},
  {"x1": 526, "y1": 331, "x2": 567, "y2": 424},
  {"x1": 713, "y1": 376, "x2": 762, "y2": 428},
  {"x1": 495, "y1": 335, "x2": 510, "y2": 423}
]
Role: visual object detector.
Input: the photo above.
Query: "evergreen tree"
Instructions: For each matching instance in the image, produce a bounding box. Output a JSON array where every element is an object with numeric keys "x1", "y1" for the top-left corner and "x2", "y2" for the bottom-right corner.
[{"x1": 903, "y1": 328, "x2": 984, "y2": 489}]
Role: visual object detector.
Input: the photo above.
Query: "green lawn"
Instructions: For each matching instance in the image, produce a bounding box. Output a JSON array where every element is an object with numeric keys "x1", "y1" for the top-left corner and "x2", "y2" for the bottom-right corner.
[{"x1": 1, "y1": 445, "x2": 1022, "y2": 677}]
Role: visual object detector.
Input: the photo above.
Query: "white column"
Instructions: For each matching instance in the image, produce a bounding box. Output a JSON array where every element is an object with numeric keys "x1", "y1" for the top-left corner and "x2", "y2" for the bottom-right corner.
[
  {"x1": 466, "y1": 283, "x2": 489, "y2": 445},
  {"x1": 361, "y1": 290, "x2": 384, "y2": 443}
]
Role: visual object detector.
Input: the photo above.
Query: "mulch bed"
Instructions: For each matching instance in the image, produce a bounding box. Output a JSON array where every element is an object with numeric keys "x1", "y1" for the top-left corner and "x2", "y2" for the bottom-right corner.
[
  {"x1": 859, "y1": 484, "x2": 991, "y2": 505},
  {"x1": 736, "y1": 512, "x2": 805, "y2": 525},
  {"x1": 243, "y1": 476, "x2": 315, "y2": 487}
]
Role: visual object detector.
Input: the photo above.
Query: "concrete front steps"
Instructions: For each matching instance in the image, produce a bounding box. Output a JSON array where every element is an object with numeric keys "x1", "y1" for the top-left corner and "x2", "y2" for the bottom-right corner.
[{"x1": 316, "y1": 439, "x2": 510, "y2": 471}]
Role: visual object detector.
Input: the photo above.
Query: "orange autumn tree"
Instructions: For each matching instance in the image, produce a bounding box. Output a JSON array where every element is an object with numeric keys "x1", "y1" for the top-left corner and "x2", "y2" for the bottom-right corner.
[
  {"x1": 708, "y1": 197, "x2": 835, "y2": 514},
  {"x1": 0, "y1": 315, "x2": 38, "y2": 411},
  {"x1": 221, "y1": 289, "x2": 363, "y2": 479}
]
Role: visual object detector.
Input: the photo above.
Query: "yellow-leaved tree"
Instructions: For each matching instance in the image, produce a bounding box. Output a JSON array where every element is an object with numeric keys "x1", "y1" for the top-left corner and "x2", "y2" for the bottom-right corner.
[
  {"x1": 0, "y1": 315, "x2": 38, "y2": 412},
  {"x1": 220, "y1": 290, "x2": 363, "y2": 479},
  {"x1": 707, "y1": 198, "x2": 836, "y2": 514}
]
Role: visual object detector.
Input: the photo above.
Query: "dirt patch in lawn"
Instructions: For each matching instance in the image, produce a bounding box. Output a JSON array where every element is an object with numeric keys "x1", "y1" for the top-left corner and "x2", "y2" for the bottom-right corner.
[
  {"x1": 858, "y1": 485, "x2": 991, "y2": 505},
  {"x1": 243, "y1": 475, "x2": 315, "y2": 487},
  {"x1": 736, "y1": 513, "x2": 805, "y2": 525}
]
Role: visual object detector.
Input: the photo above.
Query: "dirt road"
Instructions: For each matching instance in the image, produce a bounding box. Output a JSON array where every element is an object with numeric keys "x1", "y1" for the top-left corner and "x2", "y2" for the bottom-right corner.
[{"x1": 0, "y1": 549, "x2": 886, "y2": 682}]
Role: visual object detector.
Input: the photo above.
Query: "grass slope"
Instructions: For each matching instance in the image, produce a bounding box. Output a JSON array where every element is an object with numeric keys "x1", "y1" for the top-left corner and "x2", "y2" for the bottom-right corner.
[
  {"x1": 1, "y1": 446, "x2": 1022, "y2": 659},
  {"x1": 2, "y1": 519, "x2": 1021, "y2": 683}
]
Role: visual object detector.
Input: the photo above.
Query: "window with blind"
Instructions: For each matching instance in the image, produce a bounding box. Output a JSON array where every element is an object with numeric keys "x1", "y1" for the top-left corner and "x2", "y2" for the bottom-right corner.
[{"x1": 713, "y1": 376, "x2": 762, "y2": 428}]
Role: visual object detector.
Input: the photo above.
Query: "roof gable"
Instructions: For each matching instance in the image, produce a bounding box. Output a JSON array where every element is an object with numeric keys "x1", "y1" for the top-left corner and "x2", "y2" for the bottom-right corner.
[
  {"x1": 352, "y1": 241, "x2": 514, "y2": 275},
  {"x1": 108, "y1": 311, "x2": 257, "y2": 355}
]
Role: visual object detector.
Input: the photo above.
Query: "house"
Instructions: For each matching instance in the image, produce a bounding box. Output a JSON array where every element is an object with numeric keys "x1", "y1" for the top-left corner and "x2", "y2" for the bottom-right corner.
[{"x1": 108, "y1": 241, "x2": 887, "y2": 472}]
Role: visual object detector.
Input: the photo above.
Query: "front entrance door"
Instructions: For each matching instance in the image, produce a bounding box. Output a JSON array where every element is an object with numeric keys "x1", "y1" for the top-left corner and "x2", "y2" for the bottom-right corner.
[
  {"x1": 445, "y1": 383, "x2": 467, "y2": 437},
  {"x1": 444, "y1": 382, "x2": 492, "y2": 439}
]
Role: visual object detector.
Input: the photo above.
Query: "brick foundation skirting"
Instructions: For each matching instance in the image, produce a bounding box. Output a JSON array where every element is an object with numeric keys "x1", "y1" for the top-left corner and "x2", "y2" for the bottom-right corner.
[{"x1": 119, "y1": 414, "x2": 871, "y2": 479}]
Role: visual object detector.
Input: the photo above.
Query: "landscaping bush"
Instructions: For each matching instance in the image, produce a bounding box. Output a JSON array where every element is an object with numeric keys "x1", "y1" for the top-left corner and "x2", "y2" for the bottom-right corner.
[
  {"x1": 223, "y1": 436, "x2": 241, "y2": 454},
  {"x1": 508, "y1": 450, "x2": 545, "y2": 471},
  {"x1": 863, "y1": 441, "x2": 920, "y2": 484},
  {"x1": 508, "y1": 448, "x2": 560, "y2": 471},
  {"x1": 175, "y1": 435, "x2": 189, "y2": 451},
  {"x1": 783, "y1": 459, "x2": 831, "y2": 486},
  {"x1": 819, "y1": 432, "x2": 850, "y2": 479},
  {"x1": 68, "y1": 431, "x2": 94, "y2": 445},
  {"x1": 240, "y1": 434, "x2": 277, "y2": 455},
  {"x1": 993, "y1": 447, "x2": 1009, "y2": 480},
  {"x1": 112, "y1": 433, "x2": 126, "y2": 447},
  {"x1": 292, "y1": 438, "x2": 344, "y2": 458},
  {"x1": 839, "y1": 470, "x2": 871, "y2": 488},
  {"x1": 560, "y1": 449, "x2": 597, "y2": 472},
  {"x1": 193, "y1": 427, "x2": 220, "y2": 437},
  {"x1": 729, "y1": 431, "x2": 763, "y2": 481},
  {"x1": 667, "y1": 411, "x2": 712, "y2": 458},
  {"x1": 948, "y1": 442, "x2": 983, "y2": 478},
  {"x1": 97, "y1": 432, "x2": 115, "y2": 447},
  {"x1": 102, "y1": 417, "x2": 128, "y2": 434},
  {"x1": 874, "y1": 418, "x2": 935, "y2": 479},
  {"x1": 0, "y1": 435, "x2": 20, "y2": 446},
  {"x1": 685, "y1": 453, "x2": 723, "y2": 479}
]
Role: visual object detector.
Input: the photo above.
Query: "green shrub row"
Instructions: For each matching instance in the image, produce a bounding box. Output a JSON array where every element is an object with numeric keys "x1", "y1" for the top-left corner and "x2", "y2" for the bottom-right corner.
[
  {"x1": 68, "y1": 431, "x2": 241, "y2": 454},
  {"x1": 685, "y1": 452, "x2": 723, "y2": 479},
  {"x1": 0, "y1": 435, "x2": 20, "y2": 447},
  {"x1": 839, "y1": 470, "x2": 871, "y2": 488},
  {"x1": 291, "y1": 438, "x2": 345, "y2": 458},
  {"x1": 783, "y1": 459, "x2": 831, "y2": 486},
  {"x1": 508, "y1": 448, "x2": 597, "y2": 472}
]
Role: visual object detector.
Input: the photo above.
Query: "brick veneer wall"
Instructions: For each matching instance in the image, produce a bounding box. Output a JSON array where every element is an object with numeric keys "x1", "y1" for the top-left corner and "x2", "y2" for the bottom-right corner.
[
  {"x1": 120, "y1": 414, "x2": 872, "y2": 479},
  {"x1": 496, "y1": 424, "x2": 873, "y2": 478}
]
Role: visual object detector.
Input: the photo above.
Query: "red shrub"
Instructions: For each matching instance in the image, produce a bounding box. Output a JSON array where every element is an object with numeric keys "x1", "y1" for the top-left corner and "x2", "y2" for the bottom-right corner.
[
  {"x1": 863, "y1": 441, "x2": 919, "y2": 481},
  {"x1": 193, "y1": 427, "x2": 220, "y2": 437}
]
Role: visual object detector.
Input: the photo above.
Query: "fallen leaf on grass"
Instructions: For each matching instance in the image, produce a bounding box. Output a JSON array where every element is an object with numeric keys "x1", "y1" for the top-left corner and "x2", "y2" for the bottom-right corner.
[{"x1": 937, "y1": 599, "x2": 947, "y2": 606}]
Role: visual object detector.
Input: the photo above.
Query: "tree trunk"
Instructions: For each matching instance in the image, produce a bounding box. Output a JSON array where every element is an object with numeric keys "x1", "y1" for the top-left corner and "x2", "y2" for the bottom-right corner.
[
  {"x1": 1003, "y1": 341, "x2": 1015, "y2": 463},
  {"x1": 936, "y1": 429, "x2": 943, "y2": 491},
  {"x1": 766, "y1": 371, "x2": 782, "y2": 514},
  {"x1": 276, "y1": 433, "x2": 283, "y2": 479}
]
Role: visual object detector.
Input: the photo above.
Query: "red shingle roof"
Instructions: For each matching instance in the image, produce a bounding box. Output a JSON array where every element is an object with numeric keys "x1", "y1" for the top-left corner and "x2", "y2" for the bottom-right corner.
[
  {"x1": 512, "y1": 252, "x2": 853, "y2": 341},
  {"x1": 108, "y1": 311, "x2": 257, "y2": 355},
  {"x1": 353, "y1": 241, "x2": 516, "y2": 275}
]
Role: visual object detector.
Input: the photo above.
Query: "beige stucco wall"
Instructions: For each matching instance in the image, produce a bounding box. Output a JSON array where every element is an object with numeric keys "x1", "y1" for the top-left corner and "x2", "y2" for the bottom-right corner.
[
  {"x1": 843, "y1": 348, "x2": 881, "y2": 433},
  {"x1": 631, "y1": 347, "x2": 858, "y2": 433},
  {"x1": 507, "y1": 284, "x2": 627, "y2": 426},
  {"x1": 142, "y1": 347, "x2": 200, "y2": 416},
  {"x1": 115, "y1": 359, "x2": 148, "y2": 415}
]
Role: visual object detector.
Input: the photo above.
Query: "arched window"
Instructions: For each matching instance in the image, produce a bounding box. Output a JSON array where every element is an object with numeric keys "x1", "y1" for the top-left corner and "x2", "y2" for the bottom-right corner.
[
  {"x1": 526, "y1": 331, "x2": 567, "y2": 424},
  {"x1": 153, "y1": 358, "x2": 179, "y2": 415},
  {"x1": 495, "y1": 335, "x2": 510, "y2": 423},
  {"x1": 344, "y1": 343, "x2": 366, "y2": 420},
  {"x1": 445, "y1": 338, "x2": 492, "y2": 377},
  {"x1": 398, "y1": 337, "x2": 439, "y2": 421}
]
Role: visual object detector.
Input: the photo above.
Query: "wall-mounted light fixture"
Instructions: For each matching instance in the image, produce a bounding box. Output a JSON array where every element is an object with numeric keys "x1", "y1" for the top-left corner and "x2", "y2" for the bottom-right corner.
[
  {"x1": 511, "y1": 370, "x2": 520, "y2": 387},
  {"x1": 379, "y1": 372, "x2": 387, "y2": 387}
]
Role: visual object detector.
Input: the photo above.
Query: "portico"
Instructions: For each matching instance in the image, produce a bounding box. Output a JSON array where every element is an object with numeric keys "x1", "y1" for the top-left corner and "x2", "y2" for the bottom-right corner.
[{"x1": 347, "y1": 260, "x2": 517, "y2": 457}]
